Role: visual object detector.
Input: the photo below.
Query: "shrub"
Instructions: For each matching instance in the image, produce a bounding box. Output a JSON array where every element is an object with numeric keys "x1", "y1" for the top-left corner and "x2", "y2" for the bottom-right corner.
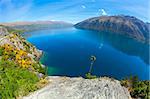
[
  {"x1": 0, "y1": 60, "x2": 39, "y2": 99},
  {"x1": 85, "y1": 73, "x2": 97, "y2": 79},
  {"x1": 121, "y1": 76, "x2": 150, "y2": 99},
  {"x1": 0, "y1": 47, "x2": 4, "y2": 56},
  {"x1": 32, "y1": 62, "x2": 46, "y2": 74}
]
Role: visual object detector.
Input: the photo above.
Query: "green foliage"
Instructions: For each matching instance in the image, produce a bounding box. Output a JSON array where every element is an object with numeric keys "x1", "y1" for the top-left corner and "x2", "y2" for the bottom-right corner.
[
  {"x1": 0, "y1": 60, "x2": 39, "y2": 99},
  {"x1": 32, "y1": 62, "x2": 46, "y2": 74},
  {"x1": 85, "y1": 73, "x2": 97, "y2": 79},
  {"x1": 85, "y1": 56, "x2": 97, "y2": 79},
  {"x1": 0, "y1": 47, "x2": 4, "y2": 56},
  {"x1": 0, "y1": 25, "x2": 24, "y2": 34},
  {"x1": 8, "y1": 28, "x2": 25, "y2": 34},
  {"x1": 121, "y1": 76, "x2": 150, "y2": 99}
]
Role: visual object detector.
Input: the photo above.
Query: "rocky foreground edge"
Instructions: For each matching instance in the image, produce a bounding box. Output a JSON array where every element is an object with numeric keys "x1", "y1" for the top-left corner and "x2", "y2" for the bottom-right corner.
[{"x1": 23, "y1": 76, "x2": 132, "y2": 99}]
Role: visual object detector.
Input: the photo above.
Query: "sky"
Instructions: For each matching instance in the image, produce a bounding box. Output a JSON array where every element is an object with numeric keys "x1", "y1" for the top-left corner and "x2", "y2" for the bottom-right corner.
[{"x1": 0, "y1": 0, "x2": 149, "y2": 23}]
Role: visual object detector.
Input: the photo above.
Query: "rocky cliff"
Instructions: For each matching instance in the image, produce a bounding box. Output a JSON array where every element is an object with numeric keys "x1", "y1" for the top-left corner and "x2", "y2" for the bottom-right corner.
[
  {"x1": 75, "y1": 15, "x2": 150, "y2": 43},
  {"x1": 0, "y1": 26, "x2": 9, "y2": 36},
  {"x1": 23, "y1": 76, "x2": 131, "y2": 99},
  {"x1": 0, "y1": 26, "x2": 45, "y2": 75},
  {"x1": 0, "y1": 26, "x2": 48, "y2": 99},
  {"x1": 0, "y1": 26, "x2": 42, "y2": 61}
]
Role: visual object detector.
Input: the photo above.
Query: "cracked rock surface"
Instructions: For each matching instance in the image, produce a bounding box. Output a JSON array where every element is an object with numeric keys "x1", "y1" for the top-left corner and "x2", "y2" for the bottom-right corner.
[{"x1": 23, "y1": 76, "x2": 131, "y2": 99}]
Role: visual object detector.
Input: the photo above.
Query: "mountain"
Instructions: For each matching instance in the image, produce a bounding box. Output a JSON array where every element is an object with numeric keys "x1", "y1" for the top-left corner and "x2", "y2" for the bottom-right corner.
[
  {"x1": 75, "y1": 15, "x2": 150, "y2": 44},
  {"x1": 0, "y1": 21, "x2": 73, "y2": 32}
]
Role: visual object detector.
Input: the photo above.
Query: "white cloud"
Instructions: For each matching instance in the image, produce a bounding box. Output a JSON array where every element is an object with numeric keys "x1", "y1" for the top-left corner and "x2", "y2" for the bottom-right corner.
[
  {"x1": 51, "y1": 20, "x2": 56, "y2": 21},
  {"x1": 101, "y1": 9, "x2": 107, "y2": 15},
  {"x1": 81, "y1": 5, "x2": 86, "y2": 9},
  {"x1": 97, "y1": 9, "x2": 107, "y2": 16}
]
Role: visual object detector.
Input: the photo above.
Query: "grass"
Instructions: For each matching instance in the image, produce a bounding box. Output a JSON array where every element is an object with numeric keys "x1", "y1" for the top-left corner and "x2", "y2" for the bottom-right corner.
[
  {"x1": 0, "y1": 45, "x2": 47, "y2": 99},
  {"x1": 0, "y1": 47, "x2": 4, "y2": 56},
  {"x1": 0, "y1": 60, "x2": 40, "y2": 99}
]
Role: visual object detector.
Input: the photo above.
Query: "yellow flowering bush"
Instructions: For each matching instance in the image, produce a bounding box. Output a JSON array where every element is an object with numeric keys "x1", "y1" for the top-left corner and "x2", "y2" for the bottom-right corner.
[{"x1": 0, "y1": 44, "x2": 32, "y2": 68}]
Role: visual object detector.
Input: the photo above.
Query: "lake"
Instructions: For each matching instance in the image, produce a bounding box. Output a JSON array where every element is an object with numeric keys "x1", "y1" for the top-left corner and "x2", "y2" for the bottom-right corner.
[{"x1": 24, "y1": 27, "x2": 150, "y2": 80}]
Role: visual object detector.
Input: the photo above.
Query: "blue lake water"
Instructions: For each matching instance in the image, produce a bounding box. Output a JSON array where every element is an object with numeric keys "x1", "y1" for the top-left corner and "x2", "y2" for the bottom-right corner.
[{"x1": 24, "y1": 27, "x2": 150, "y2": 80}]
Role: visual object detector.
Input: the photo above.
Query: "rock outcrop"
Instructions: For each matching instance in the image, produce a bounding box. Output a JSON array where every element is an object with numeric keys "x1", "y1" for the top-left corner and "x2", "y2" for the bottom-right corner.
[
  {"x1": 0, "y1": 26, "x2": 42, "y2": 61},
  {"x1": 75, "y1": 15, "x2": 150, "y2": 43},
  {"x1": 0, "y1": 26, "x2": 9, "y2": 36},
  {"x1": 23, "y1": 76, "x2": 131, "y2": 99}
]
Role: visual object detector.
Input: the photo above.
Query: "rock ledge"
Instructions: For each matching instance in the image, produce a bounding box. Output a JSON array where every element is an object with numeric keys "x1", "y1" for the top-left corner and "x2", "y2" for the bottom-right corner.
[{"x1": 23, "y1": 76, "x2": 131, "y2": 99}]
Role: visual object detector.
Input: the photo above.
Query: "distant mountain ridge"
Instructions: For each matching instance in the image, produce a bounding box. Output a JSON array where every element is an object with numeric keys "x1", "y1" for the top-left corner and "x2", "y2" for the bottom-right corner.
[
  {"x1": 75, "y1": 15, "x2": 150, "y2": 44},
  {"x1": 0, "y1": 21, "x2": 72, "y2": 26},
  {"x1": 0, "y1": 21, "x2": 73, "y2": 32}
]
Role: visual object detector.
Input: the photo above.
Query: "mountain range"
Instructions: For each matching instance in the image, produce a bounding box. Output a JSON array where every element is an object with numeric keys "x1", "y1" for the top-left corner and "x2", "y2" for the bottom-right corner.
[
  {"x1": 0, "y1": 21, "x2": 73, "y2": 32},
  {"x1": 75, "y1": 15, "x2": 150, "y2": 44}
]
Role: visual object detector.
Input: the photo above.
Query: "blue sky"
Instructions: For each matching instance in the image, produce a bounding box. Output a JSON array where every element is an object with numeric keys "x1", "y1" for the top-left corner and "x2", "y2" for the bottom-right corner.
[{"x1": 0, "y1": 0, "x2": 149, "y2": 23}]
